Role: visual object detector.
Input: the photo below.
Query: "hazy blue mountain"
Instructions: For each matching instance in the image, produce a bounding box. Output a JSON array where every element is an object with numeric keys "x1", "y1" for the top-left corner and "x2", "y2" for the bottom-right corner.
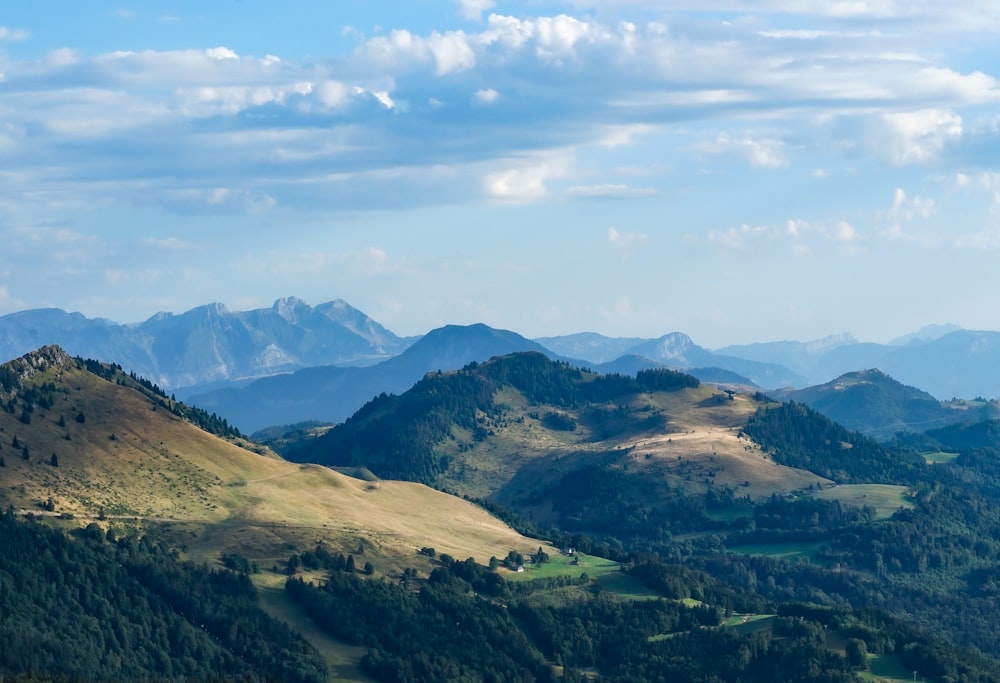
[
  {"x1": 808, "y1": 341, "x2": 893, "y2": 384},
  {"x1": 0, "y1": 297, "x2": 411, "y2": 391},
  {"x1": 534, "y1": 332, "x2": 649, "y2": 364},
  {"x1": 878, "y1": 330, "x2": 1000, "y2": 400},
  {"x1": 626, "y1": 333, "x2": 805, "y2": 387},
  {"x1": 888, "y1": 323, "x2": 963, "y2": 346},
  {"x1": 717, "y1": 327, "x2": 1000, "y2": 400},
  {"x1": 774, "y1": 369, "x2": 990, "y2": 440},
  {"x1": 715, "y1": 333, "x2": 857, "y2": 379},
  {"x1": 188, "y1": 323, "x2": 558, "y2": 432}
]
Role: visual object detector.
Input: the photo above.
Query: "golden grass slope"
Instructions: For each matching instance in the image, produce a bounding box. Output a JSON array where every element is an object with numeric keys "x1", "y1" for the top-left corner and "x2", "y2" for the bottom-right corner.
[
  {"x1": 437, "y1": 383, "x2": 829, "y2": 505},
  {"x1": 0, "y1": 349, "x2": 555, "y2": 570}
]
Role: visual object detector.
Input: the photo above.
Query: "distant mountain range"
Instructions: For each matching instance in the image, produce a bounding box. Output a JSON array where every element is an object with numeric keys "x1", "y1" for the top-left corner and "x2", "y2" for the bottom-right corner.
[
  {"x1": 3, "y1": 299, "x2": 1000, "y2": 432},
  {"x1": 189, "y1": 323, "x2": 557, "y2": 432},
  {"x1": 0, "y1": 298, "x2": 411, "y2": 390}
]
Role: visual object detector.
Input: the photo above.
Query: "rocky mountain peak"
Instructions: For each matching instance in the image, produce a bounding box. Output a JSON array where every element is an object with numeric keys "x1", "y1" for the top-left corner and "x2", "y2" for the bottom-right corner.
[
  {"x1": 0, "y1": 345, "x2": 75, "y2": 396},
  {"x1": 272, "y1": 296, "x2": 311, "y2": 323}
]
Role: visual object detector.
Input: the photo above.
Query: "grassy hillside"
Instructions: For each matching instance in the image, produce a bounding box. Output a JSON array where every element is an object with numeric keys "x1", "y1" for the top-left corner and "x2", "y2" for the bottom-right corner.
[
  {"x1": 0, "y1": 346, "x2": 557, "y2": 573},
  {"x1": 287, "y1": 353, "x2": 833, "y2": 540}
]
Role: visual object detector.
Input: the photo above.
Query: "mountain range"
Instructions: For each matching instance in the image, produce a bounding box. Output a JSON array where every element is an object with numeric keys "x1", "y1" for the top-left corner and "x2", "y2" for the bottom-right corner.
[
  {"x1": 2, "y1": 299, "x2": 1000, "y2": 434},
  {"x1": 0, "y1": 297, "x2": 411, "y2": 391}
]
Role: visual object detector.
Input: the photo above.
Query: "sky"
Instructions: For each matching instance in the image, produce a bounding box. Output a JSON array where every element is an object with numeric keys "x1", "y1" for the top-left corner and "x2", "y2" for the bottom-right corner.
[{"x1": 1, "y1": 1, "x2": 999, "y2": 348}]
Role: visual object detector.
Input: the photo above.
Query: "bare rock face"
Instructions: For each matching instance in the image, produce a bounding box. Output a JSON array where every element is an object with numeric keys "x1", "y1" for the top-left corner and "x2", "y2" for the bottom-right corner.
[{"x1": 0, "y1": 345, "x2": 75, "y2": 397}]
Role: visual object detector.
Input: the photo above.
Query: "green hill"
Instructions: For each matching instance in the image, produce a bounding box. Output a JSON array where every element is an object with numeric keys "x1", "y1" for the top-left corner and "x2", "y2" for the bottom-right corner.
[
  {"x1": 777, "y1": 369, "x2": 995, "y2": 440},
  {"x1": 288, "y1": 352, "x2": 832, "y2": 538}
]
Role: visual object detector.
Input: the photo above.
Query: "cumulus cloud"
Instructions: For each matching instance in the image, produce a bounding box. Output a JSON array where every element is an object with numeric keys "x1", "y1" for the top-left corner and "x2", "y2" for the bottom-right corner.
[
  {"x1": 883, "y1": 187, "x2": 936, "y2": 232},
  {"x1": 473, "y1": 88, "x2": 499, "y2": 104},
  {"x1": 878, "y1": 109, "x2": 963, "y2": 165},
  {"x1": 357, "y1": 28, "x2": 476, "y2": 75},
  {"x1": 205, "y1": 46, "x2": 240, "y2": 61},
  {"x1": 456, "y1": 0, "x2": 496, "y2": 22},
  {"x1": 485, "y1": 157, "x2": 567, "y2": 201}
]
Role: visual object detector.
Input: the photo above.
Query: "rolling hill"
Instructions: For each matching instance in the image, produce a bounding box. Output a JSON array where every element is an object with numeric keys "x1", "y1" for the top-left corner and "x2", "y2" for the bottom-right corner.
[
  {"x1": 287, "y1": 352, "x2": 831, "y2": 538},
  {"x1": 0, "y1": 346, "x2": 556, "y2": 572},
  {"x1": 773, "y1": 369, "x2": 997, "y2": 440}
]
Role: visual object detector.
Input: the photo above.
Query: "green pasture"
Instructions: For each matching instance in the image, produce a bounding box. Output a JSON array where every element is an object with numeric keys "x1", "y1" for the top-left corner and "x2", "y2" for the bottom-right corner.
[
  {"x1": 922, "y1": 451, "x2": 959, "y2": 464},
  {"x1": 505, "y1": 552, "x2": 622, "y2": 582},
  {"x1": 860, "y1": 652, "x2": 919, "y2": 682},
  {"x1": 506, "y1": 552, "x2": 662, "y2": 600},
  {"x1": 812, "y1": 484, "x2": 913, "y2": 520}
]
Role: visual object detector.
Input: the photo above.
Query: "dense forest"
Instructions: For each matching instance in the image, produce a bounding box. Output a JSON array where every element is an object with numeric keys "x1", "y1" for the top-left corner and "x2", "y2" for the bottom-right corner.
[
  {"x1": 0, "y1": 512, "x2": 326, "y2": 682},
  {"x1": 742, "y1": 400, "x2": 923, "y2": 484},
  {"x1": 286, "y1": 551, "x2": 1000, "y2": 682}
]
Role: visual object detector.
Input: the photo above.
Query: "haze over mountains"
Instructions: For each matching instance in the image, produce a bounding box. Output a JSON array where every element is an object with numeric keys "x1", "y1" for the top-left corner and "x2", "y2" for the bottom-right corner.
[
  {"x1": 2, "y1": 298, "x2": 998, "y2": 433},
  {"x1": 0, "y1": 297, "x2": 410, "y2": 391}
]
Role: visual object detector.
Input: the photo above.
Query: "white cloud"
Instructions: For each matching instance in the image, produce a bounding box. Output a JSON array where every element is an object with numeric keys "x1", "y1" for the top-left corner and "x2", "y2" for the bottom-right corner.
[
  {"x1": 358, "y1": 28, "x2": 476, "y2": 75},
  {"x1": 46, "y1": 47, "x2": 81, "y2": 67},
  {"x1": 885, "y1": 186, "x2": 936, "y2": 226},
  {"x1": 708, "y1": 223, "x2": 779, "y2": 249},
  {"x1": 709, "y1": 218, "x2": 860, "y2": 251},
  {"x1": 831, "y1": 220, "x2": 857, "y2": 243},
  {"x1": 456, "y1": 0, "x2": 496, "y2": 22},
  {"x1": 878, "y1": 109, "x2": 963, "y2": 165},
  {"x1": 485, "y1": 158, "x2": 567, "y2": 201},
  {"x1": 697, "y1": 133, "x2": 789, "y2": 168},
  {"x1": 205, "y1": 46, "x2": 240, "y2": 61},
  {"x1": 473, "y1": 88, "x2": 499, "y2": 104},
  {"x1": 426, "y1": 31, "x2": 477, "y2": 74},
  {"x1": 0, "y1": 26, "x2": 29, "y2": 41}
]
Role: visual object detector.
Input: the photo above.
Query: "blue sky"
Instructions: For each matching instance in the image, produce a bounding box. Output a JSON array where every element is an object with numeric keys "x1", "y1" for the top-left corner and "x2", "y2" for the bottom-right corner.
[{"x1": 1, "y1": 1, "x2": 999, "y2": 347}]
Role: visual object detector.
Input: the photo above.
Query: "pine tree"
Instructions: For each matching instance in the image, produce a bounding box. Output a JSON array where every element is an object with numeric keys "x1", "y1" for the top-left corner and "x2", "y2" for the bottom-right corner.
[
  {"x1": 50, "y1": 453, "x2": 59, "y2": 467},
  {"x1": 346, "y1": 554, "x2": 356, "y2": 573}
]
